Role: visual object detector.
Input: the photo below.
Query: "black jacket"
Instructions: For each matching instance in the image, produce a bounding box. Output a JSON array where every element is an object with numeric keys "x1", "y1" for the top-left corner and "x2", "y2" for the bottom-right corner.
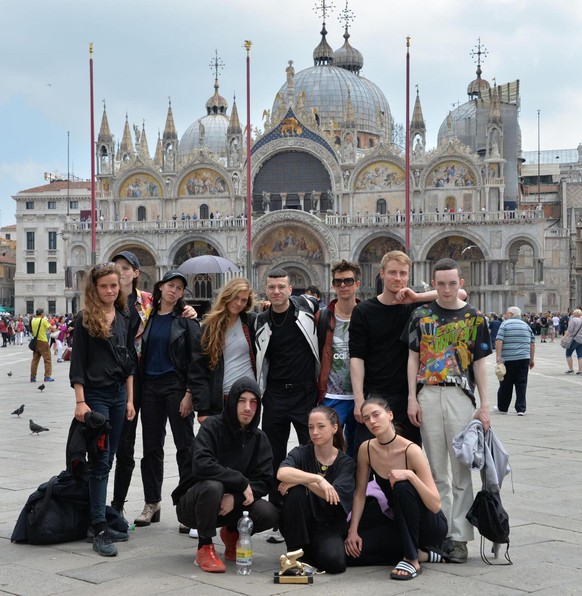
[
  {"x1": 191, "y1": 310, "x2": 257, "y2": 416},
  {"x1": 140, "y1": 309, "x2": 202, "y2": 390},
  {"x1": 171, "y1": 377, "x2": 273, "y2": 509}
]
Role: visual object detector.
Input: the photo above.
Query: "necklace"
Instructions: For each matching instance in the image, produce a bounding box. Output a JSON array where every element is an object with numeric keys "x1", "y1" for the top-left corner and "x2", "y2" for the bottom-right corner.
[
  {"x1": 270, "y1": 307, "x2": 289, "y2": 328},
  {"x1": 335, "y1": 306, "x2": 352, "y2": 320},
  {"x1": 378, "y1": 434, "x2": 397, "y2": 446}
]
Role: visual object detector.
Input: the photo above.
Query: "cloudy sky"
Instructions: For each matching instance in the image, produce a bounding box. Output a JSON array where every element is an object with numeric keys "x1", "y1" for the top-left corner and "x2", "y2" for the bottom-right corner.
[{"x1": 1, "y1": 0, "x2": 580, "y2": 225}]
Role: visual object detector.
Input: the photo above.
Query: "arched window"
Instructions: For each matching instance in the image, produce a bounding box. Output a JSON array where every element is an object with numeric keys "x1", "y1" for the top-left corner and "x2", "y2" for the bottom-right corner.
[
  {"x1": 137, "y1": 206, "x2": 146, "y2": 221},
  {"x1": 368, "y1": 139, "x2": 374, "y2": 148},
  {"x1": 376, "y1": 198, "x2": 387, "y2": 215},
  {"x1": 200, "y1": 203, "x2": 209, "y2": 219}
]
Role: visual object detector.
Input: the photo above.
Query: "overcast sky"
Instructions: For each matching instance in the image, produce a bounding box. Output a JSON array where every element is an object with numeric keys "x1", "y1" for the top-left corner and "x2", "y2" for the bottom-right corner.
[{"x1": 1, "y1": 0, "x2": 580, "y2": 226}]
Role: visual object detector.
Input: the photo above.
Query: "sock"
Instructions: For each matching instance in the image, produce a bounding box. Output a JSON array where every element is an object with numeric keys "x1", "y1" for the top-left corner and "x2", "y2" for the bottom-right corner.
[{"x1": 198, "y1": 537, "x2": 212, "y2": 549}]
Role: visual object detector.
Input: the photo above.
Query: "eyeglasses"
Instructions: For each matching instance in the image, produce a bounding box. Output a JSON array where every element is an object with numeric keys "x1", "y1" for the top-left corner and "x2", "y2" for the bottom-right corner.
[
  {"x1": 94, "y1": 262, "x2": 116, "y2": 271},
  {"x1": 266, "y1": 284, "x2": 289, "y2": 292},
  {"x1": 332, "y1": 277, "x2": 356, "y2": 287}
]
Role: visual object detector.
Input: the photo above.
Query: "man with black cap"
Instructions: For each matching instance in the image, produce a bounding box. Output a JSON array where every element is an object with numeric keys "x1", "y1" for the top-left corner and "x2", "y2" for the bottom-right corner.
[{"x1": 172, "y1": 377, "x2": 278, "y2": 573}]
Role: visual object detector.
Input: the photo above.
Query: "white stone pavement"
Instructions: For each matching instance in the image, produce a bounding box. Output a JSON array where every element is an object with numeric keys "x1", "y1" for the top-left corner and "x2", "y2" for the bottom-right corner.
[{"x1": 1, "y1": 338, "x2": 582, "y2": 595}]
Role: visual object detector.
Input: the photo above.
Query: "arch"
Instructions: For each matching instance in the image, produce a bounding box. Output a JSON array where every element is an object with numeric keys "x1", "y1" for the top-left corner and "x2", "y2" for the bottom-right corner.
[
  {"x1": 200, "y1": 203, "x2": 209, "y2": 219},
  {"x1": 118, "y1": 172, "x2": 163, "y2": 198},
  {"x1": 354, "y1": 160, "x2": 406, "y2": 191},
  {"x1": 258, "y1": 260, "x2": 321, "y2": 294},
  {"x1": 172, "y1": 239, "x2": 221, "y2": 268},
  {"x1": 353, "y1": 234, "x2": 406, "y2": 290},
  {"x1": 376, "y1": 198, "x2": 387, "y2": 215},
  {"x1": 253, "y1": 221, "x2": 326, "y2": 264},
  {"x1": 423, "y1": 158, "x2": 478, "y2": 189},
  {"x1": 507, "y1": 236, "x2": 541, "y2": 260},
  {"x1": 418, "y1": 230, "x2": 490, "y2": 261},
  {"x1": 178, "y1": 167, "x2": 228, "y2": 196},
  {"x1": 105, "y1": 243, "x2": 158, "y2": 291},
  {"x1": 137, "y1": 206, "x2": 146, "y2": 221}
]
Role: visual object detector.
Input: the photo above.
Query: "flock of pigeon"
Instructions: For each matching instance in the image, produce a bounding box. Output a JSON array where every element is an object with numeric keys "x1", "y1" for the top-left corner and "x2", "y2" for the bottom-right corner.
[{"x1": 8, "y1": 371, "x2": 50, "y2": 435}]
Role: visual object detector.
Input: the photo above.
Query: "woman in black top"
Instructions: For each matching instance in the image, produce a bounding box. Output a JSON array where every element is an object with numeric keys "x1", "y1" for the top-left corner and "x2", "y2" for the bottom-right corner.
[
  {"x1": 277, "y1": 406, "x2": 355, "y2": 573},
  {"x1": 134, "y1": 271, "x2": 201, "y2": 527},
  {"x1": 345, "y1": 397, "x2": 448, "y2": 580},
  {"x1": 70, "y1": 263, "x2": 135, "y2": 557}
]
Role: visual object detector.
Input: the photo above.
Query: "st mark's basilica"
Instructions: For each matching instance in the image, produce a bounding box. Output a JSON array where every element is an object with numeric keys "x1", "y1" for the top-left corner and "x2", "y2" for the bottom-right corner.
[{"x1": 14, "y1": 9, "x2": 580, "y2": 316}]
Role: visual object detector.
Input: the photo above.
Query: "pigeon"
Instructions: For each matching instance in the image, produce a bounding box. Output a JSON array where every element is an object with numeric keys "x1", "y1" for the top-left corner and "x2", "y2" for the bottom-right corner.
[
  {"x1": 38, "y1": 383, "x2": 46, "y2": 392},
  {"x1": 11, "y1": 404, "x2": 25, "y2": 417},
  {"x1": 29, "y1": 419, "x2": 49, "y2": 434},
  {"x1": 7, "y1": 371, "x2": 12, "y2": 376}
]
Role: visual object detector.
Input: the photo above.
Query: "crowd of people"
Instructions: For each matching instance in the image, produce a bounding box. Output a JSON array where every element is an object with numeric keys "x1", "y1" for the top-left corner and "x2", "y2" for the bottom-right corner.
[{"x1": 17, "y1": 251, "x2": 581, "y2": 579}]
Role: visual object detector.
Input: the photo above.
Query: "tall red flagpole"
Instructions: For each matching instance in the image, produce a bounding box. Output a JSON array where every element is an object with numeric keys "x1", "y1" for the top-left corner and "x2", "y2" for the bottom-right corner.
[
  {"x1": 405, "y1": 36, "x2": 411, "y2": 253},
  {"x1": 244, "y1": 40, "x2": 252, "y2": 280},
  {"x1": 89, "y1": 43, "x2": 96, "y2": 266}
]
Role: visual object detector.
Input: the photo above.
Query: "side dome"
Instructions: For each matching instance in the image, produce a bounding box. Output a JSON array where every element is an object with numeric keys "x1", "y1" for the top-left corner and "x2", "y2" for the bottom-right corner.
[
  {"x1": 179, "y1": 114, "x2": 229, "y2": 159},
  {"x1": 333, "y1": 30, "x2": 364, "y2": 74},
  {"x1": 273, "y1": 65, "x2": 391, "y2": 138}
]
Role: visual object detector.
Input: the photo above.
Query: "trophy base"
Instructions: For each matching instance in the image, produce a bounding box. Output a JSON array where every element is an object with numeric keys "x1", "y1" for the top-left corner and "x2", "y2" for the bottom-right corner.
[{"x1": 273, "y1": 573, "x2": 314, "y2": 584}]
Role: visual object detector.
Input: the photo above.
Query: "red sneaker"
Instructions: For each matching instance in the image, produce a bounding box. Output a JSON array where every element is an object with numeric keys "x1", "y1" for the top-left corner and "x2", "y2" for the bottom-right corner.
[
  {"x1": 195, "y1": 544, "x2": 226, "y2": 573},
  {"x1": 220, "y1": 526, "x2": 239, "y2": 561}
]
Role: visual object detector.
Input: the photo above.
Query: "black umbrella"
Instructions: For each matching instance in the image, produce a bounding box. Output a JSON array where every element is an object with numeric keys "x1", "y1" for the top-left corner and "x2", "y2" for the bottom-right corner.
[{"x1": 178, "y1": 255, "x2": 241, "y2": 274}]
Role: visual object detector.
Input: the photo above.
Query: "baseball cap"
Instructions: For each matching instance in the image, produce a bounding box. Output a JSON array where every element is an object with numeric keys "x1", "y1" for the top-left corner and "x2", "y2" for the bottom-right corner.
[
  {"x1": 495, "y1": 362, "x2": 506, "y2": 381},
  {"x1": 112, "y1": 251, "x2": 140, "y2": 270},
  {"x1": 161, "y1": 270, "x2": 188, "y2": 287}
]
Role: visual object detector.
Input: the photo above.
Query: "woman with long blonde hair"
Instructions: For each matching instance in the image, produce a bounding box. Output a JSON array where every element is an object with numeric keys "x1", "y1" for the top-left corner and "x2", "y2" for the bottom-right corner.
[
  {"x1": 191, "y1": 277, "x2": 256, "y2": 421},
  {"x1": 70, "y1": 262, "x2": 135, "y2": 557}
]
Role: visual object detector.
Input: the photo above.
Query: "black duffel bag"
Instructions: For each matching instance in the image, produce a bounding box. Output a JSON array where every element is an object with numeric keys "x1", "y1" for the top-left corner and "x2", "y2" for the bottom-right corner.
[{"x1": 11, "y1": 469, "x2": 90, "y2": 545}]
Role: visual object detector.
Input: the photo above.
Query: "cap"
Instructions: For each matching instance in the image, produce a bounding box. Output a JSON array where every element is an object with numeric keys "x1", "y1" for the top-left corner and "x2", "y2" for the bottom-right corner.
[
  {"x1": 495, "y1": 362, "x2": 506, "y2": 381},
  {"x1": 161, "y1": 270, "x2": 188, "y2": 287},
  {"x1": 112, "y1": 251, "x2": 140, "y2": 270}
]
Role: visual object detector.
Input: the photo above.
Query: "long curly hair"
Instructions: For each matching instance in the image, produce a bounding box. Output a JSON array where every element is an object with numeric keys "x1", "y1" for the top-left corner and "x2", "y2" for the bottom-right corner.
[
  {"x1": 201, "y1": 277, "x2": 254, "y2": 369},
  {"x1": 82, "y1": 263, "x2": 126, "y2": 339}
]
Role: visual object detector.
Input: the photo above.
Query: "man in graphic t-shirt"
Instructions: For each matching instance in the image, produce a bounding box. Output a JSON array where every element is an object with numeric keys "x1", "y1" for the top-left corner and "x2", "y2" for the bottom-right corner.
[
  {"x1": 405, "y1": 257, "x2": 491, "y2": 564},
  {"x1": 317, "y1": 260, "x2": 361, "y2": 457}
]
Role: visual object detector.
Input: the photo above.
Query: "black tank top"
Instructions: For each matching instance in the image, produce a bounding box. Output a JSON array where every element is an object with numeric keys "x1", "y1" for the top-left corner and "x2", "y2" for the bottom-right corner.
[{"x1": 367, "y1": 439, "x2": 412, "y2": 498}]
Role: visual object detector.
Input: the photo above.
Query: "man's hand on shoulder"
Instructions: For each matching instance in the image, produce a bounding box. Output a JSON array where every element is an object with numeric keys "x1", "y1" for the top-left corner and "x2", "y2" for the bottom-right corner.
[
  {"x1": 394, "y1": 287, "x2": 418, "y2": 304},
  {"x1": 182, "y1": 305, "x2": 198, "y2": 320}
]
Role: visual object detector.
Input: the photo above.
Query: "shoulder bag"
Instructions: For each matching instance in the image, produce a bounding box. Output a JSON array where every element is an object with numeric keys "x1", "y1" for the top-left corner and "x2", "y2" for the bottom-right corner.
[{"x1": 28, "y1": 320, "x2": 42, "y2": 351}]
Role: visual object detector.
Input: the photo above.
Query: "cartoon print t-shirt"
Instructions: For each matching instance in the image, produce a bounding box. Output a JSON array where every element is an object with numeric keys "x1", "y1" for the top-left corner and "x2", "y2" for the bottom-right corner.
[{"x1": 403, "y1": 301, "x2": 492, "y2": 402}]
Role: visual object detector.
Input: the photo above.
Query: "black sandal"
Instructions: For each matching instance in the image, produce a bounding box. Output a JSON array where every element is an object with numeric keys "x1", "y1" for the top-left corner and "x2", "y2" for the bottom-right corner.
[{"x1": 390, "y1": 560, "x2": 422, "y2": 580}]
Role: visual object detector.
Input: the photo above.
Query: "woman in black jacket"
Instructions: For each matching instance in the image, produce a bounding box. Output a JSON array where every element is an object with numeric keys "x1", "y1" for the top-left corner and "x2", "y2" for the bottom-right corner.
[
  {"x1": 134, "y1": 271, "x2": 201, "y2": 527},
  {"x1": 70, "y1": 262, "x2": 135, "y2": 557},
  {"x1": 191, "y1": 278, "x2": 256, "y2": 421}
]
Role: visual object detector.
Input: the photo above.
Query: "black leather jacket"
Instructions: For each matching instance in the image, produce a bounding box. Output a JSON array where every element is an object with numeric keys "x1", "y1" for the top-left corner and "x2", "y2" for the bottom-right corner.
[{"x1": 140, "y1": 310, "x2": 202, "y2": 389}]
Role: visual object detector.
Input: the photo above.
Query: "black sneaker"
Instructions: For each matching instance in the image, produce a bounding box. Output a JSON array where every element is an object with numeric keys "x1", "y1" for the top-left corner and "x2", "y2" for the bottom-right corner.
[
  {"x1": 87, "y1": 526, "x2": 129, "y2": 543},
  {"x1": 93, "y1": 530, "x2": 118, "y2": 556}
]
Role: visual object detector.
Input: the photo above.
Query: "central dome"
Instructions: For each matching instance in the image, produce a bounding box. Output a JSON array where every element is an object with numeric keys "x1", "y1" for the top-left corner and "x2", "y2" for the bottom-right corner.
[{"x1": 273, "y1": 65, "x2": 391, "y2": 138}]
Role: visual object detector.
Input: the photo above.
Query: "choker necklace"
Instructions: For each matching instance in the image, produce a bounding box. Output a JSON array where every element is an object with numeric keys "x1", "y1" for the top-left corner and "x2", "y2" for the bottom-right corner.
[{"x1": 379, "y1": 434, "x2": 397, "y2": 446}]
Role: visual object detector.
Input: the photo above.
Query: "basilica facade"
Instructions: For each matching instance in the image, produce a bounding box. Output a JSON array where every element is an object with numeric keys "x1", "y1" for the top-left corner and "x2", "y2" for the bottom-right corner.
[{"x1": 13, "y1": 18, "x2": 579, "y2": 316}]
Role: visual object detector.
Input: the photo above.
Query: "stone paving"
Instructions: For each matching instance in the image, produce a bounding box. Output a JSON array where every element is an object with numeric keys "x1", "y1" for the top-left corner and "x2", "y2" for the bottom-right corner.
[{"x1": 1, "y1": 338, "x2": 582, "y2": 595}]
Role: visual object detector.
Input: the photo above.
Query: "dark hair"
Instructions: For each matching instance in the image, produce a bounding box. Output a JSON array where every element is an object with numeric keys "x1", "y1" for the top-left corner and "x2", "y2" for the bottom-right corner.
[
  {"x1": 360, "y1": 397, "x2": 402, "y2": 437},
  {"x1": 152, "y1": 278, "x2": 186, "y2": 315},
  {"x1": 306, "y1": 285, "x2": 321, "y2": 297},
  {"x1": 331, "y1": 259, "x2": 361, "y2": 280},
  {"x1": 309, "y1": 406, "x2": 347, "y2": 452},
  {"x1": 433, "y1": 257, "x2": 461, "y2": 276},
  {"x1": 266, "y1": 268, "x2": 288, "y2": 280}
]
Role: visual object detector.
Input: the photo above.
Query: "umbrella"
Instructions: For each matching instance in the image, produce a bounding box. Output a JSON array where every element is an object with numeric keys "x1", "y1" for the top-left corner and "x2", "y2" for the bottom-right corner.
[{"x1": 178, "y1": 255, "x2": 240, "y2": 274}]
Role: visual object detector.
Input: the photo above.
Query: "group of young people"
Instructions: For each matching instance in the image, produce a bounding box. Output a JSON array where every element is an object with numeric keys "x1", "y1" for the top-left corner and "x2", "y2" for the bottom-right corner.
[{"x1": 69, "y1": 249, "x2": 492, "y2": 582}]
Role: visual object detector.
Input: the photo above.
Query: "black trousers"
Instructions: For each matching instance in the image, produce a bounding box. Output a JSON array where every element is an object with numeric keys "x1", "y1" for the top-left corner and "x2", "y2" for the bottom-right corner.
[
  {"x1": 176, "y1": 479, "x2": 278, "y2": 538},
  {"x1": 497, "y1": 359, "x2": 530, "y2": 414},
  {"x1": 140, "y1": 374, "x2": 194, "y2": 503},
  {"x1": 280, "y1": 485, "x2": 347, "y2": 574},
  {"x1": 262, "y1": 384, "x2": 317, "y2": 508},
  {"x1": 347, "y1": 481, "x2": 447, "y2": 566},
  {"x1": 112, "y1": 378, "x2": 142, "y2": 508}
]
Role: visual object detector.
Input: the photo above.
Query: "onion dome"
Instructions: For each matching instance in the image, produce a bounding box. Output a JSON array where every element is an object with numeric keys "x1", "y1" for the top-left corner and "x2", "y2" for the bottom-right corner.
[{"x1": 333, "y1": 28, "x2": 363, "y2": 74}]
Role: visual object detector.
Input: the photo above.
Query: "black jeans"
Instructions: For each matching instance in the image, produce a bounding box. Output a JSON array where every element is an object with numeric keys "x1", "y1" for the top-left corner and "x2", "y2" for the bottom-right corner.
[
  {"x1": 140, "y1": 373, "x2": 194, "y2": 503},
  {"x1": 176, "y1": 479, "x2": 278, "y2": 538},
  {"x1": 261, "y1": 383, "x2": 317, "y2": 508},
  {"x1": 497, "y1": 359, "x2": 530, "y2": 414}
]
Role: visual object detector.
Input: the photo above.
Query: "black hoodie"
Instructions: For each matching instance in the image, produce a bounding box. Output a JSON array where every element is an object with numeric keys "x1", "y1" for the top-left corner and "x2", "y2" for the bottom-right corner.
[{"x1": 171, "y1": 377, "x2": 273, "y2": 509}]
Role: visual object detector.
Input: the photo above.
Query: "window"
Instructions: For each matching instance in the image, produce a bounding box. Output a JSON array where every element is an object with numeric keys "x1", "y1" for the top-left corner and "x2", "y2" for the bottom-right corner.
[
  {"x1": 26, "y1": 231, "x2": 35, "y2": 250},
  {"x1": 26, "y1": 300, "x2": 34, "y2": 314},
  {"x1": 376, "y1": 198, "x2": 387, "y2": 215},
  {"x1": 137, "y1": 206, "x2": 146, "y2": 221},
  {"x1": 69, "y1": 200, "x2": 79, "y2": 210},
  {"x1": 48, "y1": 231, "x2": 57, "y2": 250},
  {"x1": 5, "y1": 233, "x2": 11, "y2": 240},
  {"x1": 48, "y1": 201, "x2": 57, "y2": 209},
  {"x1": 48, "y1": 262, "x2": 57, "y2": 274},
  {"x1": 200, "y1": 204, "x2": 209, "y2": 219},
  {"x1": 26, "y1": 201, "x2": 34, "y2": 210},
  {"x1": 48, "y1": 300, "x2": 56, "y2": 314},
  {"x1": 27, "y1": 262, "x2": 35, "y2": 274}
]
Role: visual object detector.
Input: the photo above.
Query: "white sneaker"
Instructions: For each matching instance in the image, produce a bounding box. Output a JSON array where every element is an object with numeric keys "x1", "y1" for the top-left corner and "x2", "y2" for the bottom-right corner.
[
  {"x1": 493, "y1": 406, "x2": 507, "y2": 414},
  {"x1": 517, "y1": 412, "x2": 526, "y2": 416},
  {"x1": 266, "y1": 528, "x2": 285, "y2": 543},
  {"x1": 189, "y1": 528, "x2": 198, "y2": 538}
]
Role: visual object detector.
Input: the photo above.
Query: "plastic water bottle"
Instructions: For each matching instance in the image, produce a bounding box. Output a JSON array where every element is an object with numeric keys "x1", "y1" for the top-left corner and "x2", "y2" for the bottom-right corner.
[{"x1": 236, "y1": 511, "x2": 254, "y2": 575}]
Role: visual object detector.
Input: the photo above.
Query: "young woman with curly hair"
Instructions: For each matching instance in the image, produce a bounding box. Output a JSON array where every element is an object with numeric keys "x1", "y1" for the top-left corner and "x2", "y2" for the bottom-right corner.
[
  {"x1": 191, "y1": 277, "x2": 256, "y2": 422},
  {"x1": 69, "y1": 262, "x2": 135, "y2": 557}
]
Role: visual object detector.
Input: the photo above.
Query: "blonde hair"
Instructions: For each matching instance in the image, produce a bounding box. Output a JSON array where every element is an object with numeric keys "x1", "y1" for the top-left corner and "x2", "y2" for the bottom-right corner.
[
  {"x1": 82, "y1": 263, "x2": 126, "y2": 339},
  {"x1": 201, "y1": 278, "x2": 254, "y2": 369},
  {"x1": 380, "y1": 250, "x2": 411, "y2": 271},
  {"x1": 573, "y1": 309, "x2": 582, "y2": 318}
]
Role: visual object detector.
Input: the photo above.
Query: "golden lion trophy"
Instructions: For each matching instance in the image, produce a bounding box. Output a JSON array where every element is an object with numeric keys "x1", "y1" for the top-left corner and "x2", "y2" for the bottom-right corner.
[{"x1": 273, "y1": 549, "x2": 322, "y2": 584}]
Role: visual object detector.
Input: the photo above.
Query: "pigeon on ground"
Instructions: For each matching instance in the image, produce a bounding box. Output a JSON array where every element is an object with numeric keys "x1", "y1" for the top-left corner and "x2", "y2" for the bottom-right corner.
[
  {"x1": 38, "y1": 383, "x2": 45, "y2": 392},
  {"x1": 29, "y1": 419, "x2": 49, "y2": 434},
  {"x1": 11, "y1": 404, "x2": 25, "y2": 417},
  {"x1": 7, "y1": 371, "x2": 12, "y2": 376}
]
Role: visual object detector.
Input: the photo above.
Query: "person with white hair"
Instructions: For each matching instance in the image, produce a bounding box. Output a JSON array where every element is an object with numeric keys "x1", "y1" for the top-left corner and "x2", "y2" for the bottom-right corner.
[{"x1": 494, "y1": 306, "x2": 535, "y2": 416}]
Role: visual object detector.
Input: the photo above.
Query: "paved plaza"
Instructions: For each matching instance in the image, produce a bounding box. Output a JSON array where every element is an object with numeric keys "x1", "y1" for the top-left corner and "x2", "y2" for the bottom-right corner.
[{"x1": 1, "y1": 338, "x2": 582, "y2": 595}]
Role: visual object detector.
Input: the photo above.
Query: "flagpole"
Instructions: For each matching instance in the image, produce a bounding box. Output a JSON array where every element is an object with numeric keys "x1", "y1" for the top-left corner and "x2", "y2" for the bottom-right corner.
[
  {"x1": 89, "y1": 43, "x2": 96, "y2": 266},
  {"x1": 405, "y1": 36, "x2": 411, "y2": 253},
  {"x1": 244, "y1": 40, "x2": 252, "y2": 281}
]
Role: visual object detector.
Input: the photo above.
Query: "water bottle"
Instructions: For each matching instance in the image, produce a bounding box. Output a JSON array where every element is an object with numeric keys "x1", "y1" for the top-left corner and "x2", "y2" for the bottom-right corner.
[{"x1": 236, "y1": 511, "x2": 254, "y2": 575}]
